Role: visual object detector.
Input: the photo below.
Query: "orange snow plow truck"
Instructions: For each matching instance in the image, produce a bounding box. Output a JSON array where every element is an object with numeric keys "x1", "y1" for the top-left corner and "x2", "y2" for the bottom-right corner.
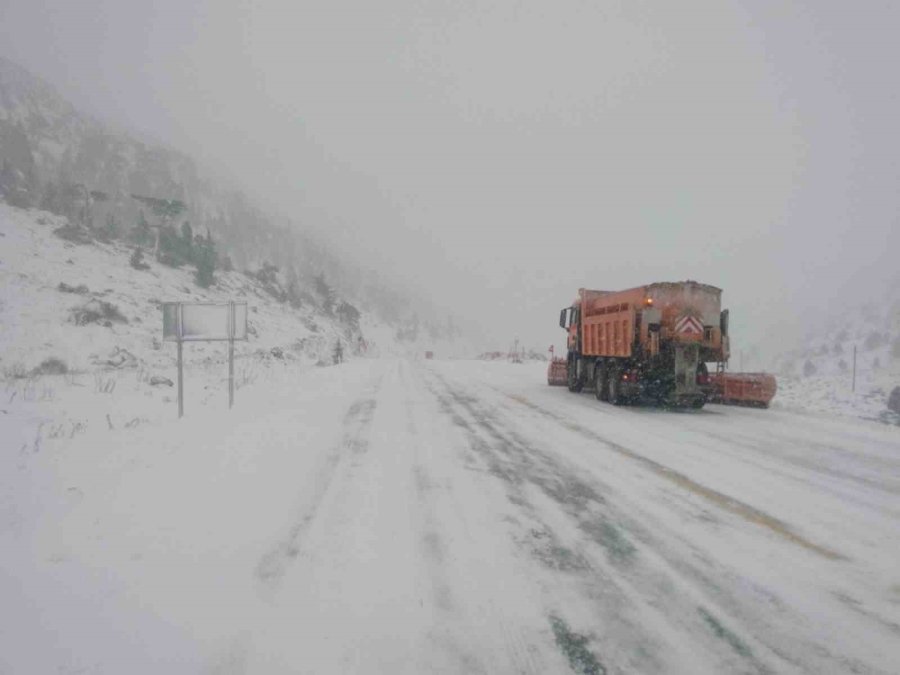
[{"x1": 557, "y1": 281, "x2": 732, "y2": 408}]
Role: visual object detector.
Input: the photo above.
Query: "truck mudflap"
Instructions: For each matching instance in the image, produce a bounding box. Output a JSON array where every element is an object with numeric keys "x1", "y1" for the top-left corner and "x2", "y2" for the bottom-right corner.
[
  {"x1": 709, "y1": 372, "x2": 777, "y2": 408},
  {"x1": 547, "y1": 358, "x2": 568, "y2": 386},
  {"x1": 673, "y1": 343, "x2": 703, "y2": 399}
]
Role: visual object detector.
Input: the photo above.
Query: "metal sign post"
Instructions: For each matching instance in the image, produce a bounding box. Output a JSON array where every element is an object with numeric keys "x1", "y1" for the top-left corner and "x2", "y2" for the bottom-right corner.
[
  {"x1": 228, "y1": 301, "x2": 235, "y2": 409},
  {"x1": 177, "y1": 335, "x2": 184, "y2": 418},
  {"x1": 162, "y1": 301, "x2": 248, "y2": 417},
  {"x1": 177, "y1": 302, "x2": 184, "y2": 418}
]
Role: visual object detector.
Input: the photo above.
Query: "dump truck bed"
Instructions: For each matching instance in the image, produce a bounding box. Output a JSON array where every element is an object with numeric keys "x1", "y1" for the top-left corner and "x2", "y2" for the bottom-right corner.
[{"x1": 576, "y1": 281, "x2": 725, "y2": 359}]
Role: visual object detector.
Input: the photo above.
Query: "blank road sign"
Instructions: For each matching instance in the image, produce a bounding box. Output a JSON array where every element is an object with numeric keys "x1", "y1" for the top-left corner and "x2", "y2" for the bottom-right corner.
[{"x1": 163, "y1": 302, "x2": 248, "y2": 342}]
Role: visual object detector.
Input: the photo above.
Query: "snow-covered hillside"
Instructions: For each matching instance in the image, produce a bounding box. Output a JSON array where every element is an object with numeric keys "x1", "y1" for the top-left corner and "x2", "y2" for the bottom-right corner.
[
  {"x1": 766, "y1": 291, "x2": 900, "y2": 424},
  {"x1": 0, "y1": 202, "x2": 374, "y2": 373},
  {"x1": 0, "y1": 201, "x2": 475, "y2": 454}
]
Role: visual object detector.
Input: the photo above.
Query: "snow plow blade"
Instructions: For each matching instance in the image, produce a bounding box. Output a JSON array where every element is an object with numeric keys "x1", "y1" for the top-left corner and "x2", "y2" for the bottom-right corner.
[
  {"x1": 547, "y1": 358, "x2": 568, "y2": 386},
  {"x1": 709, "y1": 372, "x2": 777, "y2": 408}
]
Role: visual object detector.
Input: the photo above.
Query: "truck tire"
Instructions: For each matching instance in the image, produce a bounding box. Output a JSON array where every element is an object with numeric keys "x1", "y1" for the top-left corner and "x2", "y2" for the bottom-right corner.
[
  {"x1": 567, "y1": 358, "x2": 584, "y2": 393},
  {"x1": 608, "y1": 368, "x2": 623, "y2": 405},
  {"x1": 691, "y1": 363, "x2": 709, "y2": 409},
  {"x1": 595, "y1": 363, "x2": 608, "y2": 401}
]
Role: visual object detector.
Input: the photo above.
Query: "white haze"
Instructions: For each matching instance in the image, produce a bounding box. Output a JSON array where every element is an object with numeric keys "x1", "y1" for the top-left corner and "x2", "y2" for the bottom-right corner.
[{"x1": 2, "y1": 0, "x2": 898, "y2": 362}]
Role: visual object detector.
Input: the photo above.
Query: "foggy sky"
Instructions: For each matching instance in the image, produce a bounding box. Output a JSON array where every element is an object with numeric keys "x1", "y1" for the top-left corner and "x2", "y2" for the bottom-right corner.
[{"x1": 3, "y1": 0, "x2": 898, "y2": 361}]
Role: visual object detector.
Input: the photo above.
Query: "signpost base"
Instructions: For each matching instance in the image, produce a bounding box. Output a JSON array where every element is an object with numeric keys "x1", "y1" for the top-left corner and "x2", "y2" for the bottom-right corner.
[
  {"x1": 228, "y1": 338, "x2": 234, "y2": 409},
  {"x1": 163, "y1": 300, "x2": 247, "y2": 418},
  {"x1": 177, "y1": 338, "x2": 184, "y2": 418}
]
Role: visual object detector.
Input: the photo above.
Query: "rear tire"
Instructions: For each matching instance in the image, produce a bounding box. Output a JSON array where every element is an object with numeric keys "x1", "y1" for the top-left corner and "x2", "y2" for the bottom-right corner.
[
  {"x1": 567, "y1": 358, "x2": 584, "y2": 393},
  {"x1": 608, "y1": 368, "x2": 623, "y2": 405},
  {"x1": 595, "y1": 363, "x2": 608, "y2": 401}
]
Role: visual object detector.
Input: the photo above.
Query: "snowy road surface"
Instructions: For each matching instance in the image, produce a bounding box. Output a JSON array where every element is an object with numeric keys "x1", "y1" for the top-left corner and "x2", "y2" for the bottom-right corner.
[{"x1": 3, "y1": 359, "x2": 900, "y2": 673}]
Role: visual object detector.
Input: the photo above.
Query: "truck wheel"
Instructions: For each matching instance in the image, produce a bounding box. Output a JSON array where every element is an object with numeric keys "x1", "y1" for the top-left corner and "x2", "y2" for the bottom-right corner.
[
  {"x1": 595, "y1": 363, "x2": 608, "y2": 401},
  {"x1": 567, "y1": 359, "x2": 584, "y2": 393},
  {"x1": 608, "y1": 369, "x2": 622, "y2": 405},
  {"x1": 690, "y1": 396, "x2": 706, "y2": 409}
]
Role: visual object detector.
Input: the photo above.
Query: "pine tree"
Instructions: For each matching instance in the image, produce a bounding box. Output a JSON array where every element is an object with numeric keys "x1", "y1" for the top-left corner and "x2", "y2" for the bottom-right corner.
[
  {"x1": 336, "y1": 301, "x2": 361, "y2": 328},
  {"x1": 130, "y1": 193, "x2": 187, "y2": 260},
  {"x1": 131, "y1": 209, "x2": 154, "y2": 246},
  {"x1": 315, "y1": 273, "x2": 335, "y2": 315},
  {"x1": 194, "y1": 229, "x2": 217, "y2": 288},
  {"x1": 286, "y1": 267, "x2": 303, "y2": 308},
  {"x1": 181, "y1": 221, "x2": 194, "y2": 262},
  {"x1": 130, "y1": 247, "x2": 150, "y2": 270}
]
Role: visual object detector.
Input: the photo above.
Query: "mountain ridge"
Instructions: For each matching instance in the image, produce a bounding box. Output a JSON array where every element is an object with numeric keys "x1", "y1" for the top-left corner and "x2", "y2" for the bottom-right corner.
[{"x1": 0, "y1": 55, "x2": 466, "y2": 345}]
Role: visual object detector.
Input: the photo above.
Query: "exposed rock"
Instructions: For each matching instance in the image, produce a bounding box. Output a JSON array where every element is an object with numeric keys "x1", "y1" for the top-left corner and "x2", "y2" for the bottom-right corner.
[
  {"x1": 57, "y1": 282, "x2": 89, "y2": 294},
  {"x1": 149, "y1": 375, "x2": 173, "y2": 387},
  {"x1": 32, "y1": 357, "x2": 68, "y2": 375},
  {"x1": 888, "y1": 387, "x2": 900, "y2": 415},
  {"x1": 71, "y1": 298, "x2": 128, "y2": 325},
  {"x1": 91, "y1": 346, "x2": 138, "y2": 369},
  {"x1": 53, "y1": 224, "x2": 93, "y2": 245}
]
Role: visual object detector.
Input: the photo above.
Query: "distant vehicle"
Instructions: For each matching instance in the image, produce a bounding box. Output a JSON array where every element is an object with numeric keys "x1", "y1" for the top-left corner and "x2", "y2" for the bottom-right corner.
[{"x1": 558, "y1": 281, "x2": 730, "y2": 408}]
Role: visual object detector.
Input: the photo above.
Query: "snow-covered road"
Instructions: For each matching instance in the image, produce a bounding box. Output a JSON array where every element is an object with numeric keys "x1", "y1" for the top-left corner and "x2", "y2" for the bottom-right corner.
[{"x1": 3, "y1": 359, "x2": 899, "y2": 674}]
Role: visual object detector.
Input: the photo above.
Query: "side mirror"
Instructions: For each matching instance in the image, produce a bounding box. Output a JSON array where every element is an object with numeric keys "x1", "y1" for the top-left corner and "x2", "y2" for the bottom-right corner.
[
  {"x1": 559, "y1": 308, "x2": 569, "y2": 328},
  {"x1": 720, "y1": 309, "x2": 729, "y2": 337}
]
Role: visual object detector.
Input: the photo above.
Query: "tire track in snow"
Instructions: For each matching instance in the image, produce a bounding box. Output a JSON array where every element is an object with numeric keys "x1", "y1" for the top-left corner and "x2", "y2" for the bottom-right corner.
[
  {"x1": 431, "y1": 369, "x2": 894, "y2": 675},
  {"x1": 635, "y1": 413, "x2": 900, "y2": 509},
  {"x1": 424, "y1": 369, "x2": 827, "y2": 675},
  {"x1": 401, "y1": 361, "x2": 543, "y2": 675},
  {"x1": 501, "y1": 391, "x2": 847, "y2": 562},
  {"x1": 411, "y1": 465, "x2": 455, "y2": 612},
  {"x1": 410, "y1": 461, "x2": 489, "y2": 674},
  {"x1": 255, "y1": 376, "x2": 382, "y2": 593},
  {"x1": 422, "y1": 371, "x2": 672, "y2": 674}
]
